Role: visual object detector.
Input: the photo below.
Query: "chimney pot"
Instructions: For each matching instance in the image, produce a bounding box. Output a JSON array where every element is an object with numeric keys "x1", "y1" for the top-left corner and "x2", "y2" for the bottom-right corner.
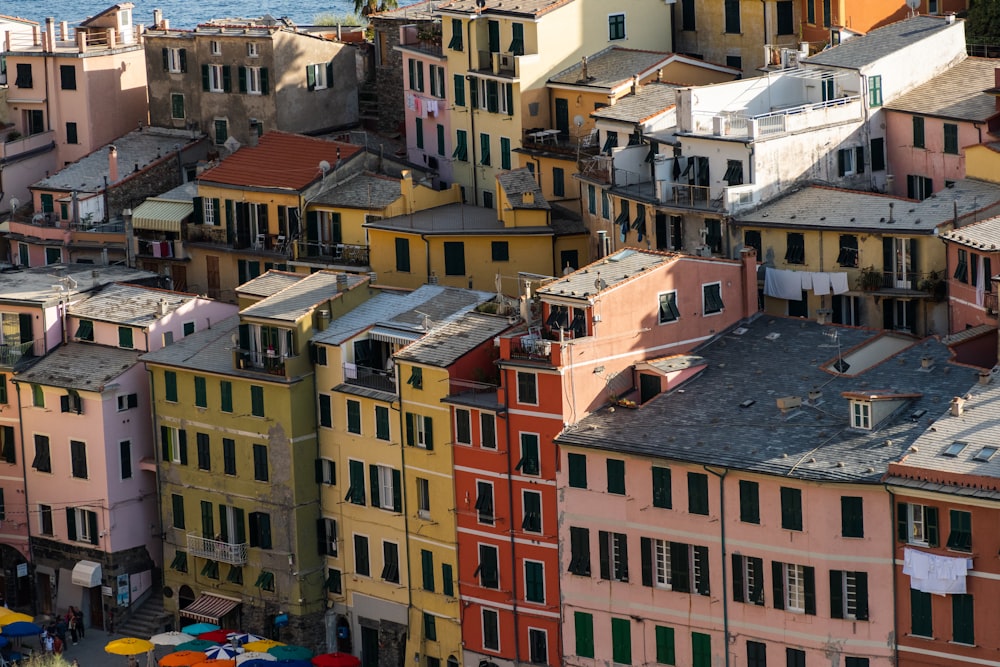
[{"x1": 108, "y1": 146, "x2": 119, "y2": 184}]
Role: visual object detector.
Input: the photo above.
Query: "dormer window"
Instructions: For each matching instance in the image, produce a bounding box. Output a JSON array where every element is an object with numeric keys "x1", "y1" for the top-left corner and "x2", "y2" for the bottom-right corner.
[{"x1": 850, "y1": 400, "x2": 871, "y2": 429}]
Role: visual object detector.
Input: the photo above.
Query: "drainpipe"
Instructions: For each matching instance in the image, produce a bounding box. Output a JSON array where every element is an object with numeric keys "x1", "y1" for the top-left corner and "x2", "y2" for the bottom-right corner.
[
  {"x1": 394, "y1": 380, "x2": 415, "y2": 651},
  {"x1": 884, "y1": 483, "x2": 900, "y2": 667},
  {"x1": 466, "y1": 16, "x2": 479, "y2": 205},
  {"x1": 704, "y1": 465, "x2": 730, "y2": 667},
  {"x1": 11, "y1": 380, "x2": 36, "y2": 615},
  {"x1": 500, "y1": 375, "x2": 523, "y2": 666},
  {"x1": 421, "y1": 233, "x2": 431, "y2": 284}
]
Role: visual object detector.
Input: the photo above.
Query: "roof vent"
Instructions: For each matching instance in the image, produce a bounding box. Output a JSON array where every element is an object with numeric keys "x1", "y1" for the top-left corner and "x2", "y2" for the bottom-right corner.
[
  {"x1": 156, "y1": 298, "x2": 169, "y2": 317},
  {"x1": 776, "y1": 396, "x2": 801, "y2": 411},
  {"x1": 950, "y1": 396, "x2": 966, "y2": 417},
  {"x1": 920, "y1": 356, "x2": 934, "y2": 370}
]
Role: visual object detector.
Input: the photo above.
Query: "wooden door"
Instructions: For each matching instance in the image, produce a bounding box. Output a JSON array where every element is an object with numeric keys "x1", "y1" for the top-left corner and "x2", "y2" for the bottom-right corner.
[{"x1": 206, "y1": 256, "x2": 220, "y2": 299}]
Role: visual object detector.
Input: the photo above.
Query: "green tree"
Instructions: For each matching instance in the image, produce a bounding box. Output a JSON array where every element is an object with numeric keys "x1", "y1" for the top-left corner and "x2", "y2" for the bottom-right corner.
[
  {"x1": 354, "y1": 0, "x2": 399, "y2": 17},
  {"x1": 966, "y1": 0, "x2": 1000, "y2": 45}
]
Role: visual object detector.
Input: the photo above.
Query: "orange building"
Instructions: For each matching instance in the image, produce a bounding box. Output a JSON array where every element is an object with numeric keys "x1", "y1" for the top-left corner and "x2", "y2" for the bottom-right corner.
[
  {"x1": 454, "y1": 248, "x2": 759, "y2": 667},
  {"x1": 800, "y1": 0, "x2": 968, "y2": 45}
]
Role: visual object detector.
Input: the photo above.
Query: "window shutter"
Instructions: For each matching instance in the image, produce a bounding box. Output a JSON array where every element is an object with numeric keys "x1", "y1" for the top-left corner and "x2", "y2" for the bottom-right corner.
[
  {"x1": 405, "y1": 413, "x2": 415, "y2": 446},
  {"x1": 772, "y1": 561, "x2": 784, "y2": 610},
  {"x1": 424, "y1": 417, "x2": 434, "y2": 451},
  {"x1": 804, "y1": 566, "x2": 816, "y2": 615},
  {"x1": 640, "y1": 537, "x2": 653, "y2": 587},
  {"x1": 315, "y1": 459, "x2": 324, "y2": 484},
  {"x1": 60, "y1": 395, "x2": 70, "y2": 413},
  {"x1": 261, "y1": 68, "x2": 269, "y2": 94},
  {"x1": 732, "y1": 554, "x2": 745, "y2": 603},
  {"x1": 179, "y1": 48, "x2": 187, "y2": 72},
  {"x1": 392, "y1": 469, "x2": 402, "y2": 512},
  {"x1": 694, "y1": 546, "x2": 709, "y2": 594},
  {"x1": 316, "y1": 518, "x2": 327, "y2": 555},
  {"x1": 897, "y1": 503, "x2": 908, "y2": 541},
  {"x1": 882, "y1": 236, "x2": 894, "y2": 273},
  {"x1": 830, "y1": 570, "x2": 844, "y2": 618},
  {"x1": 162, "y1": 47, "x2": 169, "y2": 71},
  {"x1": 506, "y1": 83, "x2": 514, "y2": 116},
  {"x1": 161, "y1": 426, "x2": 170, "y2": 461},
  {"x1": 178, "y1": 430, "x2": 188, "y2": 465},
  {"x1": 239, "y1": 66, "x2": 248, "y2": 93},
  {"x1": 66, "y1": 508, "x2": 77, "y2": 541},
  {"x1": 855, "y1": 572, "x2": 869, "y2": 620},
  {"x1": 192, "y1": 197, "x2": 204, "y2": 224},
  {"x1": 751, "y1": 557, "x2": 764, "y2": 604},
  {"x1": 219, "y1": 505, "x2": 229, "y2": 542},
  {"x1": 670, "y1": 542, "x2": 690, "y2": 593},
  {"x1": 369, "y1": 465, "x2": 380, "y2": 508},
  {"x1": 201, "y1": 64, "x2": 210, "y2": 91},
  {"x1": 598, "y1": 531, "x2": 610, "y2": 580},
  {"x1": 222, "y1": 65, "x2": 232, "y2": 92},
  {"x1": 326, "y1": 62, "x2": 334, "y2": 86},
  {"x1": 837, "y1": 149, "x2": 846, "y2": 177},
  {"x1": 926, "y1": 507, "x2": 939, "y2": 546},
  {"x1": 442, "y1": 563, "x2": 454, "y2": 596},
  {"x1": 618, "y1": 536, "x2": 629, "y2": 581},
  {"x1": 856, "y1": 146, "x2": 865, "y2": 174},
  {"x1": 307, "y1": 65, "x2": 316, "y2": 91}
]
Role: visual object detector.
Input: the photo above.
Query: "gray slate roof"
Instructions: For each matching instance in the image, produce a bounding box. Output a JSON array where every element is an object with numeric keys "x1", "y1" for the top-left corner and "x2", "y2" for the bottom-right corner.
[
  {"x1": 940, "y1": 214, "x2": 1000, "y2": 250},
  {"x1": 310, "y1": 173, "x2": 402, "y2": 210},
  {"x1": 395, "y1": 311, "x2": 512, "y2": 367},
  {"x1": 735, "y1": 180, "x2": 1000, "y2": 233},
  {"x1": 591, "y1": 82, "x2": 679, "y2": 124},
  {"x1": 365, "y1": 203, "x2": 553, "y2": 235},
  {"x1": 235, "y1": 271, "x2": 303, "y2": 299},
  {"x1": 537, "y1": 249, "x2": 674, "y2": 301},
  {"x1": 69, "y1": 283, "x2": 195, "y2": 325},
  {"x1": 241, "y1": 271, "x2": 367, "y2": 322},
  {"x1": 18, "y1": 343, "x2": 139, "y2": 391},
  {"x1": 805, "y1": 15, "x2": 956, "y2": 69},
  {"x1": 887, "y1": 375, "x2": 1000, "y2": 490},
  {"x1": 884, "y1": 57, "x2": 1000, "y2": 121},
  {"x1": 33, "y1": 128, "x2": 201, "y2": 194},
  {"x1": 0, "y1": 264, "x2": 158, "y2": 305},
  {"x1": 556, "y1": 317, "x2": 978, "y2": 483},
  {"x1": 549, "y1": 47, "x2": 673, "y2": 90},
  {"x1": 141, "y1": 315, "x2": 249, "y2": 378},
  {"x1": 156, "y1": 181, "x2": 199, "y2": 202},
  {"x1": 497, "y1": 169, "x2": 549, "y2": 210}
]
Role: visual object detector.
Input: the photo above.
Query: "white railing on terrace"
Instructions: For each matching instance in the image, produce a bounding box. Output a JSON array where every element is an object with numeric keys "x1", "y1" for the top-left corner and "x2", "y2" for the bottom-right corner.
[
  {"x1": 689, "y1": 95, "x2": 862, "y2": 139},
  {"x1": 187, "y1": 533, "x2": 248, "y2": 565}
]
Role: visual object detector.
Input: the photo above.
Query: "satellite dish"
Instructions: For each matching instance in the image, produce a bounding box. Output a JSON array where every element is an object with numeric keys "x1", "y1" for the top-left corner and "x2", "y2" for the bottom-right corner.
[
  {"x1": 319, "y1": 160, "x2": 331, "y2": 175},
  {"x1": 573, "y1": 115, "x2": 585, "y2": 128},
  {"x1": 8, "y1": 198, "x2": 19, "y2": 212},
  {"x1": 223, "y1": 136, "x2": 241, "y2": 154}
]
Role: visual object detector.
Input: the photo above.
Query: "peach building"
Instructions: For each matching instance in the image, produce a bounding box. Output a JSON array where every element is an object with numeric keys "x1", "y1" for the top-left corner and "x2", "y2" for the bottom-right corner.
[{"x1": 556, "y1": 317, "x2": 975, "y2": 667}]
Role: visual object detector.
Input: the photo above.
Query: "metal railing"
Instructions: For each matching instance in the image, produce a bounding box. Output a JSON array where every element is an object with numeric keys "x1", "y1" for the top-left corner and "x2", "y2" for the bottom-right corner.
[
  {"x1": 297, "y1": 242, "x2": 370, "y2": 267},
  {"x1": 187, "y1": 533, "x2": 248, "y2": 565},
  {"x1": 0, "y1": 340, "x2": 36, "y2": 368},
  {"x1": 344, "y1": 363, "x2": 396, "y2": 393},
  {"x1": 234, "y1": 348, "x2": 290, "y2": 375},
  {"x1": 985, "y1": 292, "x2": 998, "y2": 316},
  {"x1": 508, "y1": 336, "x2": 553, "y2": 363}
]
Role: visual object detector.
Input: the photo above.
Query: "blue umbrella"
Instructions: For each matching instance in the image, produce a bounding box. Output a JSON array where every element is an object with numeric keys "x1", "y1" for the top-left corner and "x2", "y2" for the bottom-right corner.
[
  {"x1": 181, "y1": 622, "x2": 220, "y2": 635},
  {"x1": 242, "y1": 661, "x2": 280, "y2": 667},
  {"x1": 1, "y1": 622, "x2": 41, "y2": 637},
  {"x1": 275, "y1": 660, "x2": 312, "y2": 667}
]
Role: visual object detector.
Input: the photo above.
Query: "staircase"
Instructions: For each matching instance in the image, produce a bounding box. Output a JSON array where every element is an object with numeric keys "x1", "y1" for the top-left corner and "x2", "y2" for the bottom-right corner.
[
  {"x1": 359, "y1": 78, "x2": 380, "y2": 128},
  {"x1": 116, "y1": 594, "x2": 169, "y2": 638}
]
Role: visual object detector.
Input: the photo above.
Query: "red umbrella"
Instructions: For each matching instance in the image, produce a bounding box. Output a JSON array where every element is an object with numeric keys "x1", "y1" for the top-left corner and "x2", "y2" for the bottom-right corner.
[
  {"x1": 198, "y1": 629, "x2": 237, "y2": 644},
  {"x1": 312, "y1": 654, "x2": 361, "y2": 667}
]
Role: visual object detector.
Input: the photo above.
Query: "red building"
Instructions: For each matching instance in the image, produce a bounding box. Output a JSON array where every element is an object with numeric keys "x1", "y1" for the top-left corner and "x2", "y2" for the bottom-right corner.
[
  {"x1": 939, "y1": 217, "x2": 1000, "y2": 367},
  {"x1": 453, "y1": 248, "x2": 759, "y2": 667}
]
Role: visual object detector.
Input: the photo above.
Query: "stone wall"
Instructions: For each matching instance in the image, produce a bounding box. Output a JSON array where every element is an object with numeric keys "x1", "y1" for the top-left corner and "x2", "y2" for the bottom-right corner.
[{"x1": 371, "y1": 19, "x2": 406, "y2": 136}]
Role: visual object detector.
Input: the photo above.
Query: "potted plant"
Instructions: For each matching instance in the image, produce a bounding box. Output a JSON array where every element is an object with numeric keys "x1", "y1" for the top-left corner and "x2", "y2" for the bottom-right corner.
[
  {"x1": 918, "y1": 270, "x2": 946, "y2": 301},
  {"x1": 858, "y1": 266, "x2": 883, "y2": 291}
]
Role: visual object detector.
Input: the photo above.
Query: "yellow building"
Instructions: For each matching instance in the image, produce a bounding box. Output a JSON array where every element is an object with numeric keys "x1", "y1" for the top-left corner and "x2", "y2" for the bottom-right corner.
[
  {"x1": 733, "y1": 182, "x2": 1000, "y2": 336},
  {"x1": 143, "y1": 270, "x2": 371, "y2": 650},
  {"x1": 439, "y1": 0, "x2": 674, "y2": 208},
  {"x1": 365, "y1": 168, "x2": 588, "y2": 292},
  {"x1": 312, "y1": 285, "x2": 495, "y2": 663}
]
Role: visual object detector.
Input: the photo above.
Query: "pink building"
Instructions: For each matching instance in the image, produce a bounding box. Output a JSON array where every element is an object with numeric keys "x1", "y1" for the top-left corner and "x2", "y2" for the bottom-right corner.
[
  {"x1": 14, "y1": 283, "x2": 235, "y2": 626},
  {"x1": 1, "y1": 3, "x2": 149, "y2": 215},
  {"x1": 883, "y1": 58, "x2": 998, "y2": 199},
  {"x1": 556, "y1": 317, "x2": 975, "y2": 667}
]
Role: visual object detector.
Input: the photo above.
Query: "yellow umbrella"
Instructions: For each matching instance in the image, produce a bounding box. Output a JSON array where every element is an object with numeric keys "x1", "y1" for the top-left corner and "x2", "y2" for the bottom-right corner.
[
  {"x1": 106, "y1": 637, "x2": 156, "y2": 656},
  {"x1": 242, "y1": 639, "x2": 285, "y2": 652},
  {"x1": 0, "y1": 612, "x2": 34, "y2": 626}
]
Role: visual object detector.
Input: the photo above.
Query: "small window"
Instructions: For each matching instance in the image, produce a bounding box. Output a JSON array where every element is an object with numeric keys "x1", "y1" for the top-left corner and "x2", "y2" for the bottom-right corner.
[
  {"x1": 869, "y1": 75, "x2": 883, "y2": 107},
  {"x1": 347, "y1": 400, "x2": 361, "y2": 434},
  {"x1": 517, "y1": 371, "x2": 538, "y2": 405},
  {"x1": 210, "y1": 40, "x2": 221, "y2": 55},
  {"x1": 607, "y1": 458, "x2": 625, "y2": 495},
  {"x1": 851, "y1": 400, "x2": 871, "y2": 429},
  {"x1": 491, "y1": 241, "x2": 509, "y2": 262},
  {"x1": 66, "y1": 122, "x2": 78, "y2": 145},
  {"x1": 785, "y1": 232, "x2": 805, "y2": 264},
  {"x1": 480, "y1": 413, "x2": 496, "y2": 449},
  {"x1": 702, "y1": 283, "x2": 724, "y2": 315},
  {"x1": 247, "y1": 42, "x2": 259, "y2": 57},
  {"x1": 913, "y1": 116, "x2": 925, "y2": 149},
  {"x1": 608, "y1": 13, "x2": 626, "y2": 40},
  {"x1": 974, "y1": 446, "x2": 998, "y2": 462},
  {"x1": 944, "y1": 123, "x2": 959, "y2": 155},
  {"x1": 407, "y1": 367, "x2": 423, "y2": 389},
  {"x1": 942, "y1": 441, "x2": 968, "y2": 457},
  {"x1": 658, "y1": 291, "x2": 679, "y2": 324},
  {"x1": 118, "y1": 327, "x2": 134, "y2": 349},
  {"x1": 251, "y1": 385, "x2": 265, "y2": 417}
]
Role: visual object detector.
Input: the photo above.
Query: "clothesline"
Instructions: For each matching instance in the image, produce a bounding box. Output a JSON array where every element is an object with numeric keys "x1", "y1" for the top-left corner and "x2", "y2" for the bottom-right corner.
[
  {"x1": 763, "y1": 267, "x2": 850, "y2": 301},
  {"x1": 902, "y1": 546, "x2": 973, "y2": 595}
]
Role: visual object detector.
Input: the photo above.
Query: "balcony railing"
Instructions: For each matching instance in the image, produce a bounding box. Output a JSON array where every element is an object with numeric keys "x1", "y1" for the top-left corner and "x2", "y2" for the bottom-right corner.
[
  {"x1": 687, "y1": 95, "x2": 862, "y2": 140},
  {"x1": 508, "y1": 335, "x2": 553, "y2": 363},
  {"x1": 344, "y1": 363, "x2": 396, "y2": 393},
  {"x1": 187, "y1": 533, "x2": 248, "y2": 565},
  {"x1": 297, "y1": 242, "x2": 370, "y2": 267},
  {"x1": 234, "y1": 348, "x2": 290, "y2": 376},
  {"x1": 0, "y1": 339, "x2": 37, "y2": 368},
  {"x1": 985, "y1": 292, "x2": 998, "y2": 316}
]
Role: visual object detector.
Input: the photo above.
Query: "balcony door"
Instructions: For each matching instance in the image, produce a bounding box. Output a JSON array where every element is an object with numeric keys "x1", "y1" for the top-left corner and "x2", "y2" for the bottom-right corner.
[
  {"x1": 884, "y1": 237, "x2": 917, "y2": 289},
  {"x1": 555, "y1": 98, "x2": 569, "y2": 138}
]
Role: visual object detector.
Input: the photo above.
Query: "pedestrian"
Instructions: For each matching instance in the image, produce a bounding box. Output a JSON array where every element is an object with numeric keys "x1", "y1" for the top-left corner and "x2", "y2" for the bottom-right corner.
[
  {"x1": 42, "y1": 631, "x2": 54, "y2": 654},
  {"x1": 73, "y1": 607, "x2": 84, "y2": 639},
  {"x1": 68, "y1": 609, "x2": 78, "y2": 644},
  {"x1": 71, "y1": 660, "x2": 80, "y2": 667},
  {"x1": 56, "y1": 616, "x2": 67, "y2": 646},
  {"x1": 53, "y1": 635, "x2": 63, "y2": 655}
]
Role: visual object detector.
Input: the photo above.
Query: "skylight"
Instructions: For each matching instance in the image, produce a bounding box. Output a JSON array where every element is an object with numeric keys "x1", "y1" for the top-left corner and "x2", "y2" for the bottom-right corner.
[
  {"x1": 942, "y1": 441, "x2": 967, "y2": 458},
  {"x1": 973, "y1": 446, "x2": 998, "y2": 462}
]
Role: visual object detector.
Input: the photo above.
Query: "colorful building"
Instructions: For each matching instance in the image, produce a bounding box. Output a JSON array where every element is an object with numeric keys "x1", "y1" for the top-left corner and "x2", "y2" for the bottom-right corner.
[
  {"x1": 311, "y1": 284, "x2": 493, "y2": 665},
  {"x1": 456, "y1": 248, "x2": 759, "y2": 667},
  {"x1": 142, "y1": 270, "x2": 370, "y2": 649},
  {"x1": 15, "y1": 283, "x2": 234, "y2": 627},
  {"x1": 799, "y1": 0, "x2": 968, "y2": 45},
  {"x1": 938, "y1": 216, "x2": 1000, "y2": 364},
  {"x1": 555, "y1": 316, "x2": 975, "y2": 667},
  {"x1": 365, "y1": 168, "x2": 588, "y2": 292}
]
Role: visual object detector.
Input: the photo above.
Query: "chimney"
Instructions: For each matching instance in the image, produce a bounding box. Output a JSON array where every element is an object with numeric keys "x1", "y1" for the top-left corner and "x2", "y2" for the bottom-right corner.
[
  {"x1": 45, "y1": 17, "x2": 56, "y2": 52},
  {"x1": 887, "y1": 202, "x2": 894, "y2": 223},
  {"x1": 60, "y1": 21, "x2": 68, "y2": 41},
  {"x1": 156, "y1": 298, "x2": 169, "y2": 317},
  {"x1": 153, "y1": 9, "x2": 163, "y2": 29},
  {"x1": 108, "y1": 146, "x2": 119, "y2": 183},
  {"x1": 740, "y1": 246, "x2": 760, "y2": 319},
  {"x1": 946, "y1": 12, "x2": 956, "y2": 24},
  {"x1": 336, "y1": 273, "x2": 348, "y2": 289},
  {"x1": 581, "y1": 56, "x2": 589, "y2": 81},
  {"x1": 950, "y1": 396, "x2": 965, "y2": 417},
  {"x1": 632, "y1": 74, "x2": 641, "y2": 96}
]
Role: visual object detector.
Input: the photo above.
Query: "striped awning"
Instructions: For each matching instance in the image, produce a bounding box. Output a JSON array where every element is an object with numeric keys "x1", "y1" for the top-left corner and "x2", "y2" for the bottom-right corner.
[
  {"x1": 180, "y1": 593, "x2": 241, "y2": 624},
  {"x1": 131, "y1": 199, "x2": 192, "y2": 232},
  {"x1": 369, "y1": 326, "x2": 422, "y2": 346}
]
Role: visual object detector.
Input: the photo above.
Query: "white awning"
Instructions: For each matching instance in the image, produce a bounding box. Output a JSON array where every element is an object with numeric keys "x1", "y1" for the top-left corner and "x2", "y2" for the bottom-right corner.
[
  {"x1": 71, "y1": 560, "x2": 102, "y2": 588},
  {"x1": 369, "y1": 326, "x2": 422, "y2": 346}
]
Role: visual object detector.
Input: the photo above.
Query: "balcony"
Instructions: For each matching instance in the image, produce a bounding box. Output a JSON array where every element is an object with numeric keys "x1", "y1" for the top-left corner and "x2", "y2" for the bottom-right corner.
[
  {"x1": 686, "y1": 95, "x2": 862, "y2": 140},
  {"x1": 521, "y1": 129, "x2": 600, "y2": 158},
  {"x1": 186, "y1": 533, "x2": 248, "y2": 566},
  {"x1": 344, "y1": 363, "x2": 396, "y2": 393},
  {"x1": 476, "y1": 50, "x2": 518, "y2": 77},
  {"x1": 0, "y1": 339, "x2": 39, "y2": 369},
  {"x1": 986, "y1": 292, "x2": 998, "y2": 317},
  {"x1": 447, "y1": 379, "x2": 501, "y2": 409},
  {"x1": 398, "y1": 23, "x2": 443, "y2": 58},
  {"x1": 858, "y1": 269, "x2": 942, "y2": 295},
  {"x1": 297, "y1": 242, "x2": 370, "y2": 268},
  {"x1": 136, "y1": 237, "x2": 187, "y2": 260},
  {"x1": 234, "y1": 348, "x2": 290, "y2": 376}
]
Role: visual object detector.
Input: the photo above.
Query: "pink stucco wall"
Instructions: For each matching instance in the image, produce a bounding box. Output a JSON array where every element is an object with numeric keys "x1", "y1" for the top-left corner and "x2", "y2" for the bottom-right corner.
[
  {"x1": 885, "y1": 110, "x2": 976, "y2": 197},
  {"x1": 559, "y1": 452, "x2": 897, "y2": 667},
  {"x1": 402, "y1": 48, "x2": 453, "y2": 188}
]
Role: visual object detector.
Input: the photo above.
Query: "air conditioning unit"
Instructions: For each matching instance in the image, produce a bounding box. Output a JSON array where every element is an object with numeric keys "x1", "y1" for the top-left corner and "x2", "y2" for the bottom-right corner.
[{"x1": 695, "y1": 245, "x2": 713, "y2": 257}]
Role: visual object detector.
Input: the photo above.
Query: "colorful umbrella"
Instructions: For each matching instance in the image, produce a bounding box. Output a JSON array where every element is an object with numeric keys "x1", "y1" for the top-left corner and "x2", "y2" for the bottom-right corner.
[
  {"x1": 204, "y1": 644, "x2": 242, "y2": 660},
  {"x1": 160, "y1": 650, "x2": 211, "y2": 667},
  {"x1": 273, "y1": 661, "x2": 312, "y2": 667},
  {"x1": 267, "y1": 646, "x2": 313, "y2": 661},
  {"x1": 236, "y1": 652, "x2": 276, "y2": 664},
  {"x1": 1, "y1": 621, "x2": 42, "y2": 637},
  {"x1": 106, "y1": 637, "x2": 156, "y2": 656},
  {"x1": 199, "y1": 629, "x2": 238, "y2": 644},
  {"x1": 312, "y1": 654, "x2": 361, "y2": 667},
  {"x1": 240, "y1": 661, "x2": 280, "y2": 667},
  {"x1": 151, "y1": 632, "x2": 196, "y2": 646},
  {"x1": 191, "y1": 661, "x2": 236, "y2": 667},
  {"x1": 183, "y1": 623, "x2": 221, "y2": 636},
  {"x1": 177, "y1": 639, "x2": 222, "y2": 653},
  {"x1": 228, "y1": 632, "x2": 265, "y2": 646},
  {"x1": 243, "y1": 640, "x2": 285, "y2": 652},
  {"x1": 0, "y1": 614, "x2": 35, "y2": 627}
]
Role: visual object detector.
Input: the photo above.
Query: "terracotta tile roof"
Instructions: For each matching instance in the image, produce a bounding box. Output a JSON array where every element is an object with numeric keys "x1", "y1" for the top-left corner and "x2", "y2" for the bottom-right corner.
[
  {"x1": 439, "y1": 0, "x2": 575, "y2": 18},
  {"x1": 198, "y1": 131, "x2": 362, "y2": 191}
]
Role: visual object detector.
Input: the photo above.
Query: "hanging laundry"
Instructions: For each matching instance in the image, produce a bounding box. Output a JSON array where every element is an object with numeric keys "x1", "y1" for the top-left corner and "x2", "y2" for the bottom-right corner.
[
  {"x1": 812, "y1": 272, "x2": 831, "y2": 296},
  {"x1": 763, "y1": 268, "x2": 804, "y2": 300},
  {"x1": 800, "y1": 272, "x2": 813, "y2": 290},
  {"x1": 903, "y1": 547, "x2": 972, "y2": 595},
  {"x1": 830, "y1": 272, "x2": 849, "y2": 295}
]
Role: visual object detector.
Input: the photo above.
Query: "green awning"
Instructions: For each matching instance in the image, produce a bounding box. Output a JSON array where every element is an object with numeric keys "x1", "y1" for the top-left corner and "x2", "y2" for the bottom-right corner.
[{"x1": 131, "y1": 199, "x2": 192, "y2": 232}]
